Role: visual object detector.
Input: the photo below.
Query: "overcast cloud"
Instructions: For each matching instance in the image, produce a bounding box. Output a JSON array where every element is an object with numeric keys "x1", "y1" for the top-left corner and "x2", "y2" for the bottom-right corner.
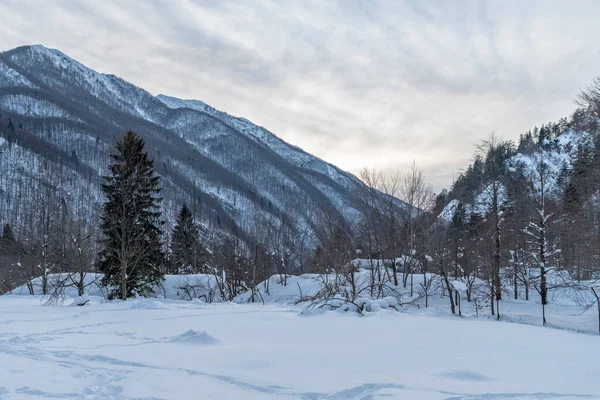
[{"x1": 1, "y1": 0, "x2": 600, "y2": 190}]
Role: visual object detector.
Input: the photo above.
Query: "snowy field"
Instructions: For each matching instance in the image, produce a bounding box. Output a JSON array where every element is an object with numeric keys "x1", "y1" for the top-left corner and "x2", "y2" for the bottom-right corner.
[{"x1": 0, "y1": 295, "x2": 599, "y2": 400}]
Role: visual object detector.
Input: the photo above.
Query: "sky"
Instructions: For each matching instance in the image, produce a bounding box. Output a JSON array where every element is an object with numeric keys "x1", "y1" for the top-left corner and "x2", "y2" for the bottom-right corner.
[{"x1": 1, "y1": 0, "x2": 600, "y2": 190}]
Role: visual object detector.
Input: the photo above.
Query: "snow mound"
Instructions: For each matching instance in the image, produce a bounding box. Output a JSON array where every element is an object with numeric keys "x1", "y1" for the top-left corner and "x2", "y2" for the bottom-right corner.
[
  {"x1": 355, "y1": 297, "x2": 399, "y2": 312},
  {"x1": 163, "y1": 330, "x2": 220, "y2": 345},
  {"x1": 304, "y1": 295, "x2": 402, "y2": 315},
  {"x1": 69, "y1": 295, "x2": 90, "y2": 307},
  {"x1": 128, "y1": 299, "x2": 172, "y2": 310},
  {"x1": 435, "y1": 369, "x2": 493, "y2": 382},
  {"x1": 451, "y1": 280, "x2": 468, "y2": 292}
]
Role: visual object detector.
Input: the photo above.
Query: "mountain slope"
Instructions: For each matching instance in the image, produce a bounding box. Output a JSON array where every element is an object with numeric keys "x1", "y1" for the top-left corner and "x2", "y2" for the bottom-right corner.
[{"x1": 0, "y1": 44, "x2": 378, "y2": 250}]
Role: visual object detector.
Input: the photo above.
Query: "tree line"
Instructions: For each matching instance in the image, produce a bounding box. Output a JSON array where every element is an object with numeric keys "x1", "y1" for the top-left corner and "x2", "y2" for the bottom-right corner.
[{"x1": 1, "y1": 78, "x2": 600, "y2": 328}]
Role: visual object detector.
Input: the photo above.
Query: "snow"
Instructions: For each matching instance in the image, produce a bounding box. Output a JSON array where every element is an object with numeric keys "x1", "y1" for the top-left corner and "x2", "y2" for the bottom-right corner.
[
  {"x1": 156, "y1": 93, "x2": 365, "y2": 191},
  {"x1": 162, "y1": 329, "x2": 221, "y2": 345},
  {"x1": 11, "y1": 268, "x2": 600, "y2": 332},
  {"x1": 0, "y1": 94, "x2": 82, "y2": 121},
  {"x1": 473, "y1": 182, "x2": 507, "y2": 217},
  {"x1": 451, "y1": 280, "x2": 468, "y2": 292},
  {"x1": 0, "y1": 295, "x2": 598, "y2": 399},
  {"x1": 438, "y1": 199, "x2": 461, "y2": 222},
  {"x1": 0, "y1": 61, "x2": 38, "y2": 88},
  {"x1": 9, "y1": 273, "x2": 223, "y2": 303},
  {"x1": 446, "y1": 129, "x2": 593, "y2": 222}
]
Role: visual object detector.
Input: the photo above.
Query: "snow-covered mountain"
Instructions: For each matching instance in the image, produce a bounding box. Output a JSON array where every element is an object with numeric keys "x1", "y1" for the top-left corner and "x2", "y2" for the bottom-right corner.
[
  {"x1": 438, "y1": 127, "x2": 593, "y2": 223},
  {"x1": 0, "y1": 44, "x2": 376, "y2": 247}
]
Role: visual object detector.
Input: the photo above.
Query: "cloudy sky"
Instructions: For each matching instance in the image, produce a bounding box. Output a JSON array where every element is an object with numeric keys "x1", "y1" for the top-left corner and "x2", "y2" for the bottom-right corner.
[{"x1": 1, "y1": 0, "x2": 600, "y2": 189}]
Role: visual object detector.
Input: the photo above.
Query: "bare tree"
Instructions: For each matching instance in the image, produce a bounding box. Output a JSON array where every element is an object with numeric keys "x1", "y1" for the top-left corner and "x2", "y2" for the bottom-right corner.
[
  {"x1": 576, "y1": 76, "x2": 600, "y2": 119},
  {"x1": 476, "y1": 133, "x2": 513, "y2": 319},
  {"x1": 358, "y1": 168, "x2": 388, "y2": 297},
  {"x1": 426, "y1": 223, "x2": 455, "y2": 314},
  {"x1": 399, "y1": 160, "x2": 435, "y2": 296},
  {"x1": 524, "y1": 151, "x2": 559, "y2": 326}
]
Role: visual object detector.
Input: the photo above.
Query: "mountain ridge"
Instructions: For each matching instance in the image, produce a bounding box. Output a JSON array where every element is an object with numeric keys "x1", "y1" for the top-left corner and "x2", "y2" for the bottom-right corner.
[{"x1": 0, "y1": 44, "x2": 389, "y2": 252}]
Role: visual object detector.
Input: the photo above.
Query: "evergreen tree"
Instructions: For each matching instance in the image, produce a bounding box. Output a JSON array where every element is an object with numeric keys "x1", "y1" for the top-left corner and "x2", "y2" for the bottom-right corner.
[
  {"x1": 0, "y1": 223, "x2": 18, "y2": 256},
  {"x1": 170, "y1": 203, "x2": 202, "y2": 274},
  {"x1": 537, "y1": 125, "x2": 547, "y2": 146},
  {"x1": 2, "y1": 224, "x2": 14, "y2": 240},
  {"x1": 97, "y1": 130, "x2": 165, "y2": 300},
  {"x1": 517, "y1": 131, "x2": 535, "y2": 154}
]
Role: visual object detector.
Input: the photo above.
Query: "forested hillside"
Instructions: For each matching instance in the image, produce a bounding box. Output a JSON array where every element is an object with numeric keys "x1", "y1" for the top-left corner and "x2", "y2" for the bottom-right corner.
[
  {"x1": 0, "y1": 45, "x2": 404, "y2": 293},
  {"x1": 432, "y1": 79, "x2": 600, "y2": 317}
]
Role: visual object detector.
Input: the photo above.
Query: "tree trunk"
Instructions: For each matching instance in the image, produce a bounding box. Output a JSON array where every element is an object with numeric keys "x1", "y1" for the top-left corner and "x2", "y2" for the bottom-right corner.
[
  {"x1": 121, "y1": 260, "x2": 127, "y2": 301},
  {"x1": 592, "y1": 288, "x2": 600, "y2": 334},
  {"x1": 78, "y1": 271, "x2": 84, "y2": 297},
  {"x1": 496, "y1": 297, "x2": 500, "y2": 320},
  {"x1": 493, "y1": 186, "x2": 502, "y2": 303},
  {"x1": 513, "y1": 261, "x2": 518, "y2": 300},
  {"x1": 540, "y1": 267, "x2": 547, "y2": 326},
  {"x1": 490, "y1": 282, "x2": 495, "y2": 316},
  {"x1": 440, "y1": 262, "x2": 455, "y2": 314},
  {"x1": 423, "y1": 265, "x2": 428, "y2": 308}
]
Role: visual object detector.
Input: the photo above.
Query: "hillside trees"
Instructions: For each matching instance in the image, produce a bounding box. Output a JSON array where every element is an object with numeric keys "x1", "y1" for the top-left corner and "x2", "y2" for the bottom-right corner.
[
  {"x1": 211, "y1": 233, "x2": 249, "y2": 301},
  {"x1": 476, "y1": 133, "x2": 514, "y2": 318},
  {"x1": 576, "y1": 76, "x2": 600, "y2": 119},
  {"x1": 97, "y1": 130, "x2": 165, "y2": 300},
  {"x1": 524, "y1": 152, "x2": 560, "y2": 326},
  {"x1": 28, "y1": 172, "x2": 69, "y2": 296},
  {"x1": 0, "y1": 223, "x2": 22, "y2": 292},
  {"x1": 559, "y1": 133, "x2": 600, "y2": 281},
  {"x1": 504, "y1": 164, "x2": 532, "y2": 300},
  {"x1": 64, "y1": 218, "x2": 98, "y2": 297},
  {"x1": 357, "y1": 168, "x2": 390, "y2": 292},
  {"x1": 426, "y1": 222, "x2": 456, "y2": 314},
  {"x1": 170, "y1": 203, "x2": 206, "y2": 274},
  {"x1": 399, "y1": 161, "x2": 435, "y2": 296}
]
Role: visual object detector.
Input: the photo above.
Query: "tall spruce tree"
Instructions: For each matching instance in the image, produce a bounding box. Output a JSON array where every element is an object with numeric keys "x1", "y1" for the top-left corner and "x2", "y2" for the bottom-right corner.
[
  {"x1": 0, "y1": 223, "x2": 17, "y2": 255},
  {"x1": 2, "y1": 224, "x2": 14, "y2": 240},
  {"x1": 97, "y1": 130, "x2": 165, "y2": 300},
  {"x1": 170, "y1": 203, "x2": 202, "y2": 274}
]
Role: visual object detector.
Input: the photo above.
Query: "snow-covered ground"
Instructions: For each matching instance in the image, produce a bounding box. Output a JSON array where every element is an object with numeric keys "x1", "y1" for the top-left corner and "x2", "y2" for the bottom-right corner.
[{"x1": 0, "y1": 294, "x2": 598, "y2": 400}]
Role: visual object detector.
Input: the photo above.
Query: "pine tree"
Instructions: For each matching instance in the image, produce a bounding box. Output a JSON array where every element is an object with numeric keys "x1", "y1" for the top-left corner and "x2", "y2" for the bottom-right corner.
[
  {"x1": 2, "y1": 224, "x2": 14, "y2": 240},
  {"x1": 170, "y1": 203, "x2": 202, "y2": 274},
  {"x1": 97, "y1": 130, "x2": 165, "y2": 300},
  {"x1": 537, "y1": 125, "x2": 547, "y2": 146},
  {"x1": 0, "y1": 223, "x2": 17, "y2": 256}
]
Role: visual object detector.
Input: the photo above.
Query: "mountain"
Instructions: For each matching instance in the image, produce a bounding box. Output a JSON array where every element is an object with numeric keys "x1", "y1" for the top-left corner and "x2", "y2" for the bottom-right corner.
[{"x1": 0, "y1": 44, "x2": 379, "y2": 250}]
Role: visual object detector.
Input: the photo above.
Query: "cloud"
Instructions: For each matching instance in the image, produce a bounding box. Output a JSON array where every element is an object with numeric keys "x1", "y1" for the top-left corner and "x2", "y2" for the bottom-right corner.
[{"x1": 2, "y1": 0, "x2": 600, "y2": 190}]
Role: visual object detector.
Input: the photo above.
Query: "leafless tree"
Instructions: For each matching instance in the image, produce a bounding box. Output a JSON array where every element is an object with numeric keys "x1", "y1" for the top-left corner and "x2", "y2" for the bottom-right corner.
[
  {"x1": 576, "y1": 76, "x2": 600, "y2": 119},
  {"x1": 524, "y1": 151, "x2": 559, "y2": 326},
  {"x1": 399, "y1": 160, "x2": 435, "y2": 296},
  {"x1": 476, "y1": 133, "x2": 512, "y2": 318}
]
